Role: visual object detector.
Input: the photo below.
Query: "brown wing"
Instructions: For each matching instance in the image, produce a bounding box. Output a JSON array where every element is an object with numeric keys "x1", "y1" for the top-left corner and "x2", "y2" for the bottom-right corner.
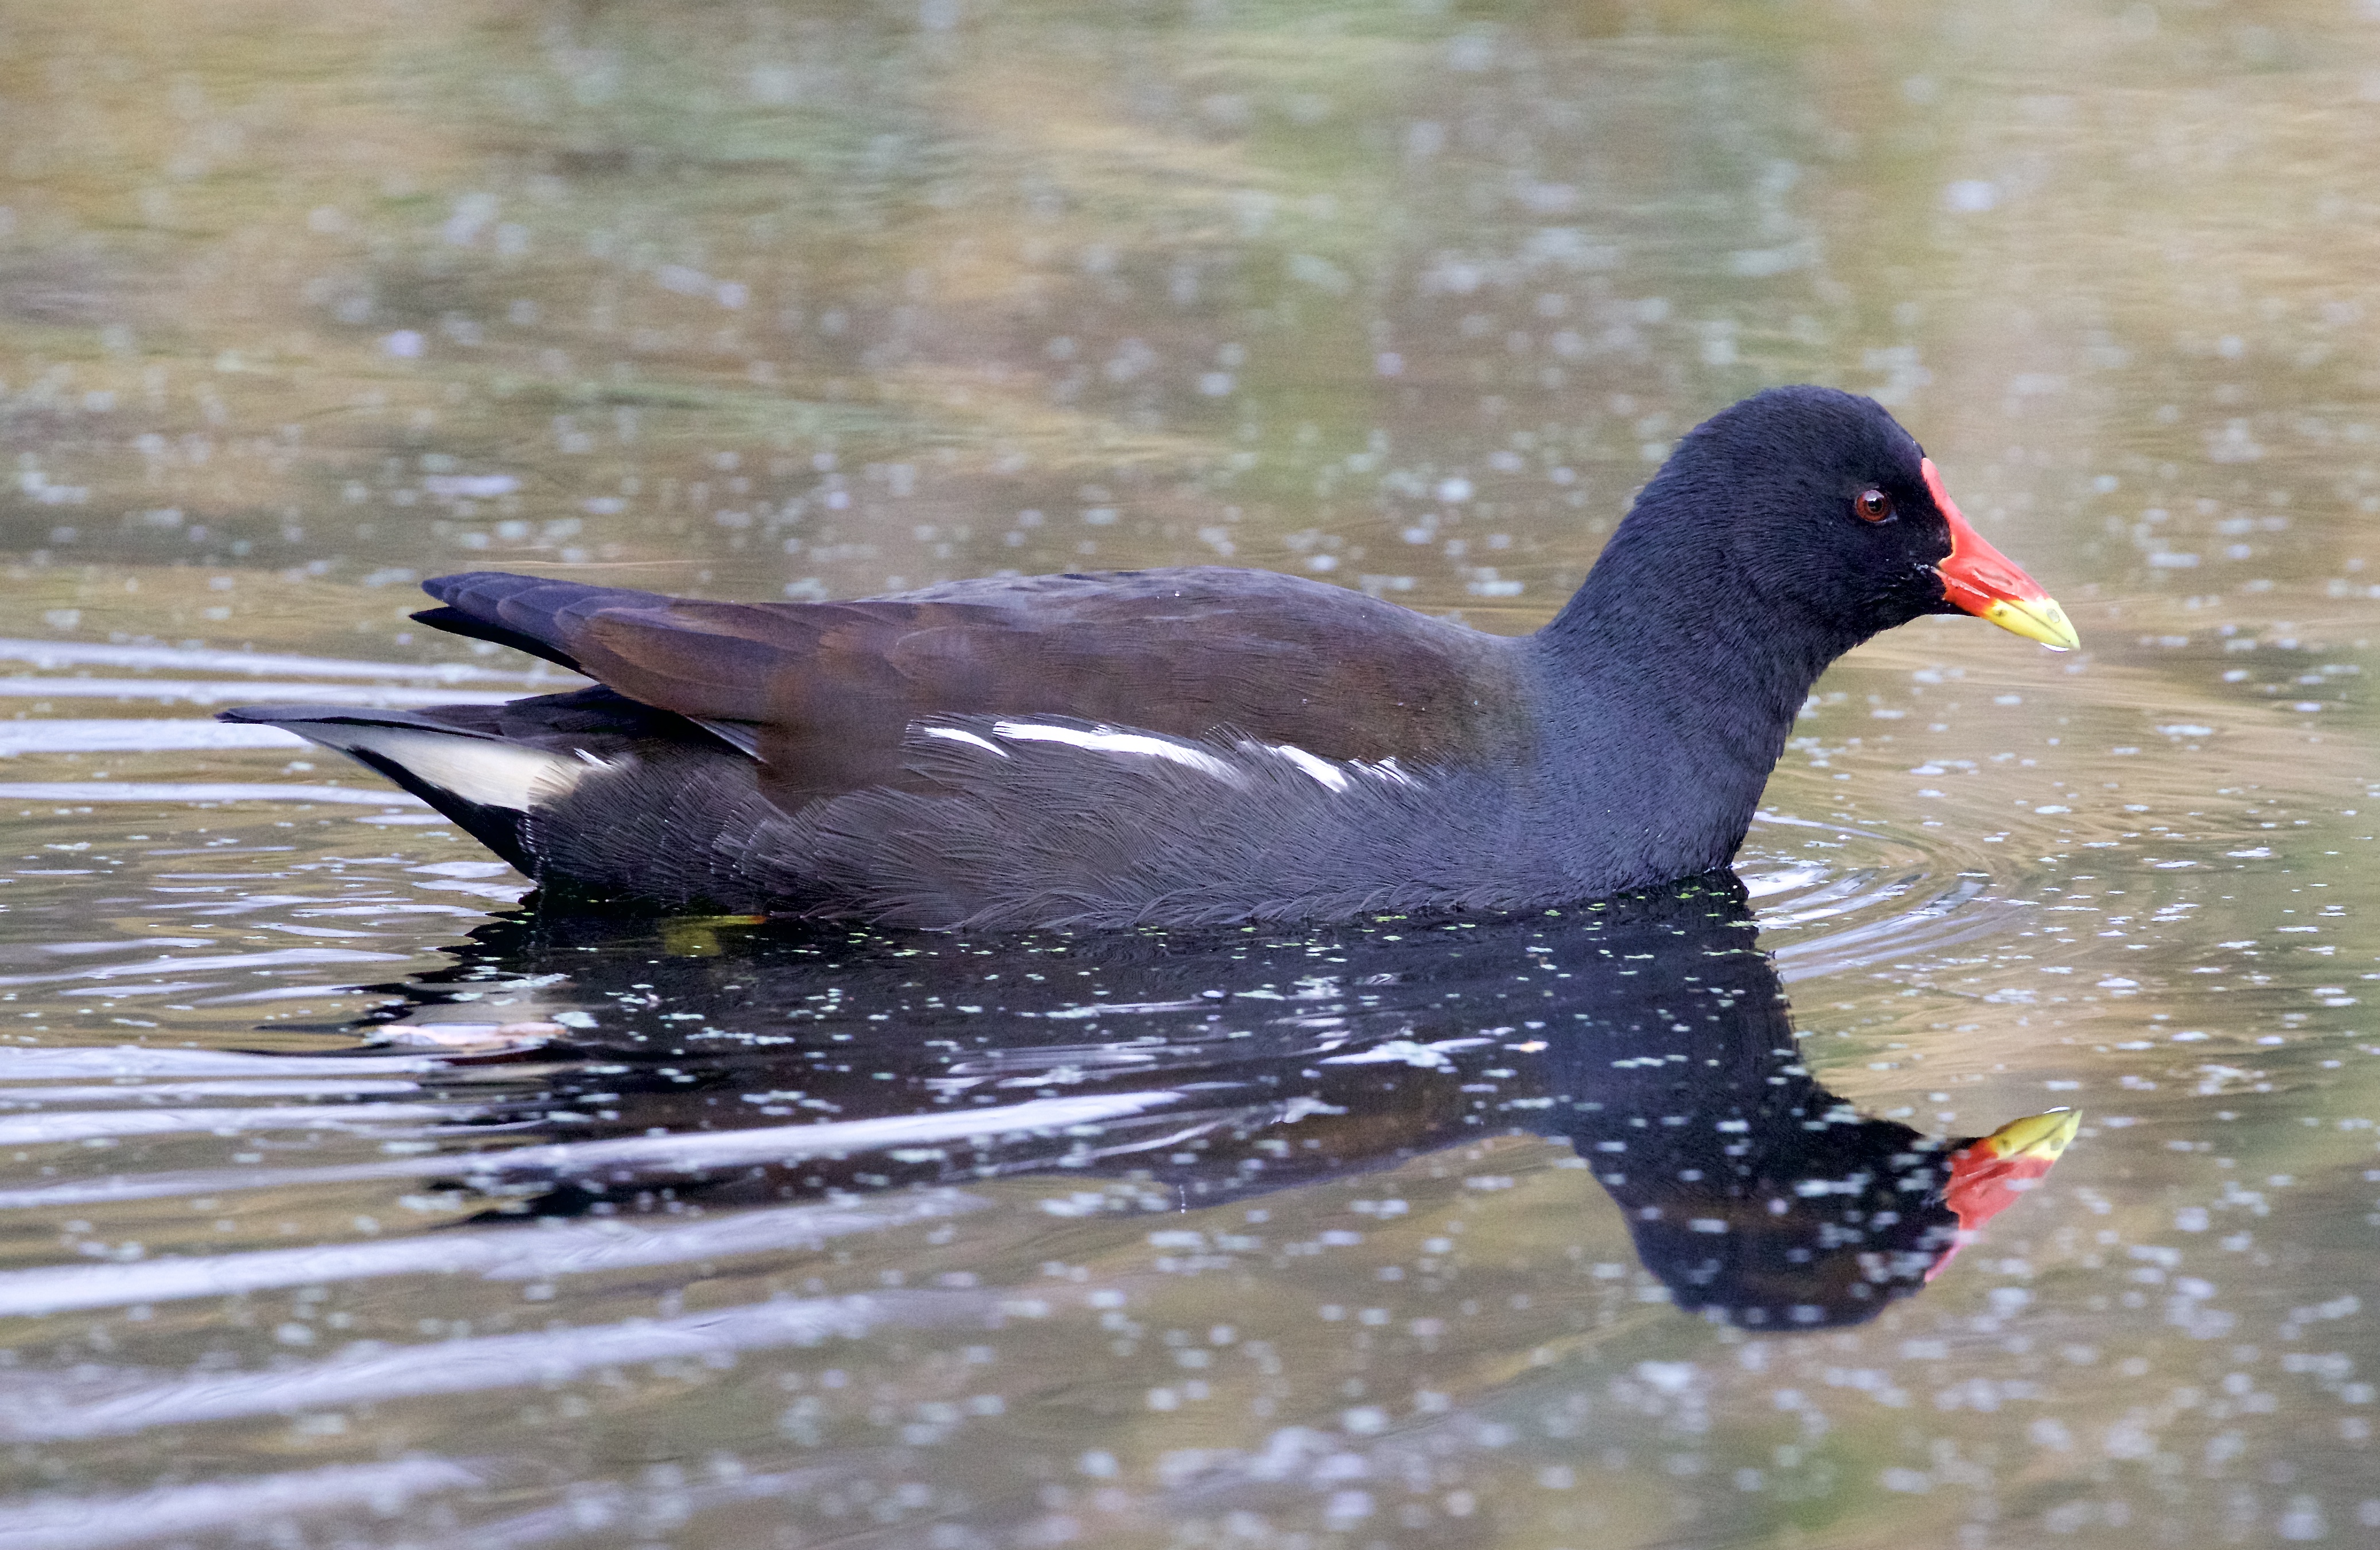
[{"x1": 419, "y1": 568, "x2": 1532, "y2": 807}]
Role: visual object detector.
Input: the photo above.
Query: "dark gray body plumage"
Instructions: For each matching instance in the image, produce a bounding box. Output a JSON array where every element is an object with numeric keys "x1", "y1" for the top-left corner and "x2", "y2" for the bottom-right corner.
[{"x1": 223, "y1": 387, "x2": 1976, "y2": 928}]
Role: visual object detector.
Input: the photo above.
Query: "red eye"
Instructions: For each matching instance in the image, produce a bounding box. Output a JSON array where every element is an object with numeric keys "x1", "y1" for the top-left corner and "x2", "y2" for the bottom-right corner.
[{"x1": 1854, "y1": 488, "x2": 1894, "y2": 522}]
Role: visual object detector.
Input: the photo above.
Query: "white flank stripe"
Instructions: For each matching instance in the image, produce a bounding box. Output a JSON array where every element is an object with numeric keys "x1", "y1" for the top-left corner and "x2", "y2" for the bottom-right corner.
[
  {"x1": 919, "y1": 725, "x2": 1010, "y2": 757},
  {"x1": 1269, "y1": 742, "x2": 1349, "y2": 792},
  {"x1": 993, "y1": 720, "x2": 1240, "y2": 782}
]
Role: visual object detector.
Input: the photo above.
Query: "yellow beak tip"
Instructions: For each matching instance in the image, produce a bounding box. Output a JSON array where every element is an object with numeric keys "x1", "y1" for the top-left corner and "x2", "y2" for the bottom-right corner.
[
  {"x1": 1981, "y1": 596, "x2": 2080, "y2": 652},
  {"x1": 1988, "y1": 1107, "x2": 2083, "y2": 1159}
]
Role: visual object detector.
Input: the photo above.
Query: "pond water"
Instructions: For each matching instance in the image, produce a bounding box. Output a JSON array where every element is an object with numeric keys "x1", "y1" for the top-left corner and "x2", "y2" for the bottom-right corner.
[{"x1": 6, "y1": 2, "x2": 2380, "y2": 1545}]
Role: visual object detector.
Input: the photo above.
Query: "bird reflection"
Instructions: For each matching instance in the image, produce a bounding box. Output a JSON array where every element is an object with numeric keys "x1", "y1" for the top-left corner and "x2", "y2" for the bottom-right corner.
[{"x1": 371, "y1": 873, "x2": 2075, "y2": 1330}]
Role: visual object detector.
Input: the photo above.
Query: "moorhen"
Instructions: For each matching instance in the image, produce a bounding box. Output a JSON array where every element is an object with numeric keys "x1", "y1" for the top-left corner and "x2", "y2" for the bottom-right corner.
[{"x1": 223, "y1": 387, "x2": 2075, "y2": 926}]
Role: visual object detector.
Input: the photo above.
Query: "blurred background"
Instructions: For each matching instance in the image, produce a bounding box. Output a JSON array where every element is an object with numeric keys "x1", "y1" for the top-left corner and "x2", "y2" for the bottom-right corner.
[{"x1": 7, "y1": 0, "x2": 2376, "y2": 635}]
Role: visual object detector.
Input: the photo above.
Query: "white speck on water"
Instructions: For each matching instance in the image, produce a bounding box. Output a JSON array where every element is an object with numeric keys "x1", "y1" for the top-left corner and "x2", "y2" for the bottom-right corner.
[
  {"x1": 440, "y1": 192, "x2": 498, "y2": 246},
  {"x1": 1637, "y1": 1361, "x2": 1697, "y2": 1395},
  {"x1": 2208, "y1": 420, "x2": 2265, "y2": 462},
  {"x1": 410, "y1": 861, "x2": 515, "y2": 879},
  {"x1": 2278, "y1": 1498, "x2": 2329, "y2": 1541},
  {"x1": 1288, "y1": 254, "x2": 1350, "y2": 294},
  {"x1": 1942, "y1": 179, "x2": 1999, "y2": 213},
  {"x1": 421, "y1": 473, "x2": 518, "y2": 499}
]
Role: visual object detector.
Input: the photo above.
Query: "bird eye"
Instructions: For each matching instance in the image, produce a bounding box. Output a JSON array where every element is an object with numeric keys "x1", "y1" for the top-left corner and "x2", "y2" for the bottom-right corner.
[{"x1": 1853, "y1": 488, "x2": 1894, "y2": 523}]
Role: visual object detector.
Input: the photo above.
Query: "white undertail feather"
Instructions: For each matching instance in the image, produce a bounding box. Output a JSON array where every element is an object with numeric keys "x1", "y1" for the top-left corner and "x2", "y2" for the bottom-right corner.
[{"x1": 302, "y1": 727, "x2": 591, "y2": 813}]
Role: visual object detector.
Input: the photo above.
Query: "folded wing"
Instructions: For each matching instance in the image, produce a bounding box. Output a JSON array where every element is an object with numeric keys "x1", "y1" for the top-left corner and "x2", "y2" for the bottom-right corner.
[{"x1": 418, "y1": 569, "x2": 1531, "y2": 808}]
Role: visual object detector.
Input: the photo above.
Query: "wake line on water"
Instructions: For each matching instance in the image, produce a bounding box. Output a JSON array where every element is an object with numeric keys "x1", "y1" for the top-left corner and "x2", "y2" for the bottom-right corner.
[
  {"x1": 0, "y1": 1091, "x2": 1188, "y2": 1213},
  {"x1": 0, "y1": 637, "x2": 573, "y2": 684},
  {"x1": 0, "y1": 1292, "x2": 919, "y2": 1440},
  {"x1": 0, "y1": 1459, "x2": 488, "y2": 1550},
  {"x1": 0, "y1": 781, "x2": 427, "y2": 806},
  {"x1": 0, "y1": 679, "x2": 526, "y2": 707},
  {"x1": 0, "y1": 1192, "x2": 981, "y2": 1319}
]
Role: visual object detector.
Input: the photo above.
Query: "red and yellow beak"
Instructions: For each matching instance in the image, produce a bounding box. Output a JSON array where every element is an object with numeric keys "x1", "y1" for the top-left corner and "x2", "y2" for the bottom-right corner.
[
  {"x1": 1926, "y1": 1107, "x2": 2082, "y2": 1282},
  {"x1": 1923, "y1": 458, "x2": 2080, "y2": 651}
]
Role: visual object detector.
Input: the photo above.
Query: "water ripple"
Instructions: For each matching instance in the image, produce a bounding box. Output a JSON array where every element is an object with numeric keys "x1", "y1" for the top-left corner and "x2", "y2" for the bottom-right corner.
[{"x1": 0, "y1": 1193, "x2": 978, "y2": 1318}]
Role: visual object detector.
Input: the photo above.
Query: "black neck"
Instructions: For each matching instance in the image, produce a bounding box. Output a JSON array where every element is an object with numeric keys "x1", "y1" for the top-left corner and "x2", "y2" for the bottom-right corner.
[
  {"x1": 1520, "y1": 515, "x2": 1862, "y2": 882},
  {"x1": 1543, "y1": 515, "x2": 1854, "y2": 714}
]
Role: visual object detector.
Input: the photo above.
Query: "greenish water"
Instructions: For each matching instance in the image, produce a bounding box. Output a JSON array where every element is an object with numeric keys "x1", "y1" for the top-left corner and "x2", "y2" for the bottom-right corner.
[{"x1": 6, "y1": 2, "x2": 2380, "y2": 1545}]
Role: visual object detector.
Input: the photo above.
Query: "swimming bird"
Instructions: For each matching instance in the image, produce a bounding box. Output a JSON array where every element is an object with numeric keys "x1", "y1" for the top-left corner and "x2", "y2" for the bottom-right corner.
[{"x1": 221, "y1": 386, "x2": 2076, "y2": 928}]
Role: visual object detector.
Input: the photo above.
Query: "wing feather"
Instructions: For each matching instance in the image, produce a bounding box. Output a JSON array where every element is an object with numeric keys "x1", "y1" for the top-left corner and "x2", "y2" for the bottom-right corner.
[{"x1": 416, "y1": 568, "x2": 1529, "y2": 808}]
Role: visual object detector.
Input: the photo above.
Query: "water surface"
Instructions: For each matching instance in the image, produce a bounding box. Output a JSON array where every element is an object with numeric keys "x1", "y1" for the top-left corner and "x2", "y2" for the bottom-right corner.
[{"x1": 6, "y1": 2, "x2": 2380, "y2": 1546}]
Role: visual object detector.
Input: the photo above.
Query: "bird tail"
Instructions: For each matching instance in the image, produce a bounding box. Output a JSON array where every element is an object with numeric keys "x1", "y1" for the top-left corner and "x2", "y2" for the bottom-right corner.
[{"x1": 215, "y1": 705, "x2": 589, "y2": 875}]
